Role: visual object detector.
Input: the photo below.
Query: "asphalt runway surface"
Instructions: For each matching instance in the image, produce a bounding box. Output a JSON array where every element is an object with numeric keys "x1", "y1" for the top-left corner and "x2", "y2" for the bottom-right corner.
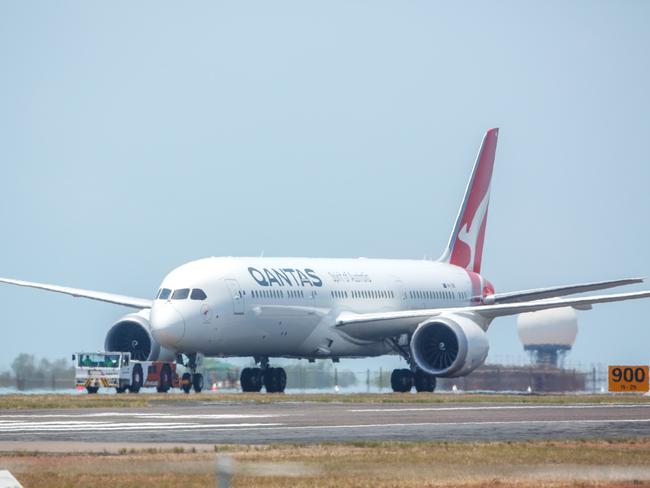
[{"x1": 1, "y1": 401, "x2": 650, "y2": 447}]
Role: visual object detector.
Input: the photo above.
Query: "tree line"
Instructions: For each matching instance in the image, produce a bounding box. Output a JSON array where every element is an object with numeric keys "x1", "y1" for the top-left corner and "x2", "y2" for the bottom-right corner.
[{"x1": 0, "y1": 353, "x2": 74, "y2": 390}]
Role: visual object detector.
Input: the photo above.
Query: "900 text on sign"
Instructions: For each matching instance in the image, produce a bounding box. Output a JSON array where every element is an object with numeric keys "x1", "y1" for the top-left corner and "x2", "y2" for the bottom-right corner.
[{"x1": 608, "y1": 366, "x2": 649, "y2": 392}]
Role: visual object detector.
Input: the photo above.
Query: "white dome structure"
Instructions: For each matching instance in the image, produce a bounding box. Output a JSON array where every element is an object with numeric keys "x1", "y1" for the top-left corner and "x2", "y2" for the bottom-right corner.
[
  {"x1": 516, "y1": 307, "x2": 578, "y2": 367},
  {"x1": 517, "y1": 307, "x2": 578, "y2": 346}
]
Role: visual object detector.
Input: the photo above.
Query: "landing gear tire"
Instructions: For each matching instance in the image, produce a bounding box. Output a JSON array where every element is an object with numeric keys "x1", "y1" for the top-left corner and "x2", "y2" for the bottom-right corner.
[
  {"x1": 116, "y1": 386, "x2": 127, "y2": 394},
  {"x1": 157, "y1": 364, "x2": 172, "y2": 393},
  {"x1": 263, "y1": 368, "x2": 287, "y2": 393},
  {"x1": 278, "y1": 368, "x2": 287, "y2": 393},
  {"x1": 192, "y1": 373, "x2": 204, "y2": 393},
  {"x1": 390, "y1": 369, "x2": 413, "y2": 393},
  {"x1": 181, "y1": 372, "x2": 192, "y2": 394},
  {"x1": 129, "y1": 364, "x2": 143, "y2": 394},
  {"x1": 414, "y1": 370, "x2": 436, "y2": 392},
  {"x1": 240, "y1": 367, "x2": 263, "y2": 392},
  {"x1": 86, "y1": 386, "x2": 99, "y2": 394}
]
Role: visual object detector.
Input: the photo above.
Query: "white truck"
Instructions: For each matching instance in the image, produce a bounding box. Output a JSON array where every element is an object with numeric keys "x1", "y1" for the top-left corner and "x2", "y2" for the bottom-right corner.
[{"x1": 72, "y1": 351, "x2": 192, "y2": 394}]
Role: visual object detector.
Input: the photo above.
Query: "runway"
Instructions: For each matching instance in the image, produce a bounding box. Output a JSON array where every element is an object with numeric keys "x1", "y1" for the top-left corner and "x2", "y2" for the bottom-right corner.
[{"x1": 1, "y1": 401, "x2": 650, "y2": 447}]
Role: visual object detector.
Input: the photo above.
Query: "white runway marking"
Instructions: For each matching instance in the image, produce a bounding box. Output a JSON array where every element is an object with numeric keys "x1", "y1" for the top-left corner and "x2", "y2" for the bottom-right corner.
[
  {"x1": 190, "y1": 417, "x2": 650, "y2": 432},
  {"x1": 0, "y1": 421, "x2": 282, "y2": 432},
  {"x1": 349, "y1": 404, "x2": 650, "y2": 413},
  {"x1": 0, "y1": 412, "x2": 283, "y2": 419}
]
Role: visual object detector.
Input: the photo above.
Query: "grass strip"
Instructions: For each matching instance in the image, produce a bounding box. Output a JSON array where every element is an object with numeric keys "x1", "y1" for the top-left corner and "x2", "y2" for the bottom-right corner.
[{"x1": 0, "y1": 392, "x2": 649, "y2": 409}]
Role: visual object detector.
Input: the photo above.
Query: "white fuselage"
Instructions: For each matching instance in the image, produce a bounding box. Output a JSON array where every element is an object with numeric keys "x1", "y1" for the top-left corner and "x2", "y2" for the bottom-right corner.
[{"x1": 149, "y1": 257, "x2": 486, "y2": 360}]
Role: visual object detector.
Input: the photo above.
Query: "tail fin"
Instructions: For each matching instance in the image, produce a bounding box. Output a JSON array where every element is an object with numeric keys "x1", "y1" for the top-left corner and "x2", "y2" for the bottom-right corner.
[{"x1": 439, "y1": 128, "x2": 499, "y2": 274}]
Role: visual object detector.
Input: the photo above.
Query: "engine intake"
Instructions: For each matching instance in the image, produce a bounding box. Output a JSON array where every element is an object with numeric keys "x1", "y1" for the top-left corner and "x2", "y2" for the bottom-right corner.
[
  {"x1": 104, "y1": 310, "x2": 176, "y2": 362},
  {"x1": 410, "y1": 314, "x2": 489, "y2": 377}
]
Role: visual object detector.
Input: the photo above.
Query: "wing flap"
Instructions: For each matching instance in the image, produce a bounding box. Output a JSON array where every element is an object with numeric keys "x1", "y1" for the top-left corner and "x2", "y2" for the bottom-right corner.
[
  {"x1": 0, "y1": 277, "x2": 152, "y2": 309},
  {"x1": 475, "y1": 290, "x2": 650, "y2": 318},
  {"x1": 335, "y1": 310, "x2": 438, "y2": 341},
  {"x1": 485, "y1": 277, "x2": 644, "y2": 304}
]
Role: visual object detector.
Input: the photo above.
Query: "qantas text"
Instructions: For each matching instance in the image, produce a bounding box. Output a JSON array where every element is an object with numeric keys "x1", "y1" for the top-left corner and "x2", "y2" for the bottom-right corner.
[{"x1": 248, "y1": 267, "x2": 323, "y2": 287}]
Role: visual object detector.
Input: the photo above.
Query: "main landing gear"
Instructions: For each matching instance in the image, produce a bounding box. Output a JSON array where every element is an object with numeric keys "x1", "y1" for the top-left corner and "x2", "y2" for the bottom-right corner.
[
  {"x1": 390, "y1": 368, "x2": 436, "y2": 393},
  {"x1": 181, "y1": 353, "x2": 204, "y2": 394},
  {"x1": 240, "y1": 357, "x2": 287, "y2": 393},
  {"x1": 388, "y1": 337, "x2": 437, "y2": 393}
]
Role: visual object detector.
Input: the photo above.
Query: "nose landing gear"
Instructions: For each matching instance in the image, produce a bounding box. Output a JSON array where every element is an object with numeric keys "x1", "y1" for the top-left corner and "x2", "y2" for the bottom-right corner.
[
  {"x1": 240, "y1": 357, "x2": 287, "y2": 393},
  {"x1": 181, "y1": 353, "x2": 204, "y2": 394}
]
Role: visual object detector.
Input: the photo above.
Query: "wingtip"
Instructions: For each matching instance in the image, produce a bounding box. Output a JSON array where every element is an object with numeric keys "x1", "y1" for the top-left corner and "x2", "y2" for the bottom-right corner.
[{"x1": 627, "y1": 277, "x2": 645, "y2": 283}]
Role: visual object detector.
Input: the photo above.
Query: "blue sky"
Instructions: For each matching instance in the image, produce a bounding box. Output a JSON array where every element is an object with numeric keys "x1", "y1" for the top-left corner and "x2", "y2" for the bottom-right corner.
[{"x1": 0, "y1": 1, "x2": 648, "y2": 372}]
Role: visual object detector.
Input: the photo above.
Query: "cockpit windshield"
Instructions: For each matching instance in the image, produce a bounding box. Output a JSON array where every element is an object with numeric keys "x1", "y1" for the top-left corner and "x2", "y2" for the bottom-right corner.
[
  {"x1": 158, "y1": 288, "x2": 172, "y2": 300},
  {"x1": 190, "y1": 289, "x2": 207, "y2": 300},
  {"x1": 158, "y1": 288, "x2": 206, "y2": 300},
  {"x1": 172, "y1": 288, "x2": 190, "y2": 300}
]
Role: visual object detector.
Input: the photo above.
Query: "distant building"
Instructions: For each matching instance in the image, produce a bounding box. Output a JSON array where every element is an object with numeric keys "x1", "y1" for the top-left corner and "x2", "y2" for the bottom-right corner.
[{"x1": 438, "y1": 363, "x2": 587, "y2": 392}]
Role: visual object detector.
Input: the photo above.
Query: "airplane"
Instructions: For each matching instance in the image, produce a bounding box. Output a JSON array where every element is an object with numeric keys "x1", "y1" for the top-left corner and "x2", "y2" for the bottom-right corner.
[{"x1": 2, "y1": 128, "x2": 649, "y2": 393}]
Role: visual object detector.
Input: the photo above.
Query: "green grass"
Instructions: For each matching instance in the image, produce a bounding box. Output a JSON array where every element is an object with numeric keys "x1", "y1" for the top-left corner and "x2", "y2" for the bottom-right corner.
[
  {"x1": 1, "y1": 391, "x2": 648, "y2": 409},
  {"x1": 4, "y1": 439, "x2": 650, "y2": 487}
]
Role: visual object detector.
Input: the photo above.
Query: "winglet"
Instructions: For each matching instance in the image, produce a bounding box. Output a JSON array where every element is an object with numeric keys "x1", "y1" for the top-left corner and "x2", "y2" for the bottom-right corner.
[{"x1": 439, "y1": 128, "x2": 499, "y2": 274}]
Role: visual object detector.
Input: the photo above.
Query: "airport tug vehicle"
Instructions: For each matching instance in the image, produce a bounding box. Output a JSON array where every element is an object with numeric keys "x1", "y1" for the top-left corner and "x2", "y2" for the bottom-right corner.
[{"x1": 72, "y1": 352, "x2": 203, "y2": 394}]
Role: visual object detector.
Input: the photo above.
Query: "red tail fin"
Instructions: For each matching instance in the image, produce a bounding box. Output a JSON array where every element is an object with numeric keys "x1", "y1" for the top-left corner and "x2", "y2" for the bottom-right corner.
[{"x1": 439, "y1": 128, "x2": 499, "y2": 274}]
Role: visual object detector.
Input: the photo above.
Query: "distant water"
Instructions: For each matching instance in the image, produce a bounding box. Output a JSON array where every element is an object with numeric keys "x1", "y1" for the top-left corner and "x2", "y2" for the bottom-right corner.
[{"x1": 0, "y1": 385, "x2": 396, "y2": 395}]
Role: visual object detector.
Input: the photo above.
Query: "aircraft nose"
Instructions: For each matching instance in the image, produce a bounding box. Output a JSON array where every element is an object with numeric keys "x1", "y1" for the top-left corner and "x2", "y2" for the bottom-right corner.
[{"x1": 151, "y1": 302, "x2": 186, "y2": 346}]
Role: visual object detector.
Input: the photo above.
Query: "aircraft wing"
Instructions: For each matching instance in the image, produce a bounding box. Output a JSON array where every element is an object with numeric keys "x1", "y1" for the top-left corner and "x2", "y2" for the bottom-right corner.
[
  {"x1": 0, "y1": 277, "x2": 152, "y2": 309},
  {"x1": 335, "y1": 290, "x2": 650, "y2": 341},
  {"x1": 484, "y1": 277, "x2": 644, "y2": 304}
]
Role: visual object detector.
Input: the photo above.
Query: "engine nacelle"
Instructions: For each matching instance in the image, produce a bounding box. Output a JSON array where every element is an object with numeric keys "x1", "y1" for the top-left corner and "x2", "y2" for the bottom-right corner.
[
  {"x1": 410, "y1": 313, "x2": 489, "y2": 377},
  {"x1": 104, "y1": 309, "x2": 176, "y2": 362}
]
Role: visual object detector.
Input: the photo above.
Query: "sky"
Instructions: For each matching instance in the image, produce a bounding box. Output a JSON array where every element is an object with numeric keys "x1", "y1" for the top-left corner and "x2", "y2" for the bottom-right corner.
[{"x1": 0, "y1": 1, "x2": 648, "y2": 373}]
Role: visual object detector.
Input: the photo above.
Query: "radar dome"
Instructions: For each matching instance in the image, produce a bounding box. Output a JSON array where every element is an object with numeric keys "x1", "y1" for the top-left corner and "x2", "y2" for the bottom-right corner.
[{"x1": 516, "y1": 307, "x2": 578, "y2": 347}]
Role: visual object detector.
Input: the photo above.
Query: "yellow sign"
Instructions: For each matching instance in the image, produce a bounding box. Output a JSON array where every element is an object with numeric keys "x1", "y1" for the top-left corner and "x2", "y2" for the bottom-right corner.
[{"x1": 608, "y1": 366, "x2": 649, "y2": 392}]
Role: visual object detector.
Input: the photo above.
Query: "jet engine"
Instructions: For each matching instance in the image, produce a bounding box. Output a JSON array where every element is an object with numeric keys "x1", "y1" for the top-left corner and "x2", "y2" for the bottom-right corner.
[
  {"x1": 104, "y1": 309, "x2": 176, "y2": 361},
  {"x1": 410, "y1": 313, "x2": 489, "y2": 377}
]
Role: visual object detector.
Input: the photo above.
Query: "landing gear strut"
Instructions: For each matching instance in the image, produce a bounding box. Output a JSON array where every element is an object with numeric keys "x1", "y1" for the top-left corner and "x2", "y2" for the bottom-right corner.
[
  {"x1": 240, "y1": 357, "x2": 287, "y2": 393},
  {"x1": 387, "y1": 337, "x2": 437, "y2": 393}
]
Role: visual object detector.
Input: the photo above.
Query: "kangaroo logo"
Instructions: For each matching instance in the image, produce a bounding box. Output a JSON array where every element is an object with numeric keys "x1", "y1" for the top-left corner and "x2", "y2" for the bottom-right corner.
[{"x1": 456, "y1": 187, "x2": 490, "y2": 272}]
